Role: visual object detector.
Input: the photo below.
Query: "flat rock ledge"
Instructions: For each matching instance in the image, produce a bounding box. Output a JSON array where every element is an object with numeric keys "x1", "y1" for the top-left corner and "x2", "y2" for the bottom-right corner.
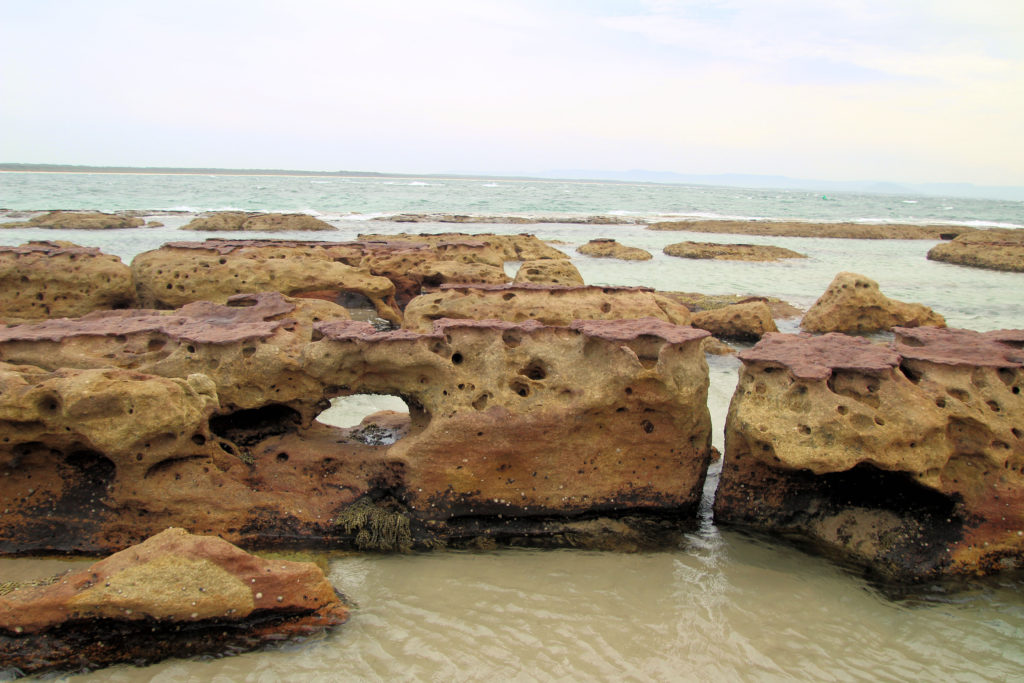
[
  {"x1": 927, "y1": 228, "x2": 1024, "y2": 272},
  {"x1": 181, "y1": 212, "x2": 336, "y2": 232},
  {"x1": 714, "y1": 329, "x2": 1024, "y2": 582},
  {"x1": 649, "y1": 219, "x2": 973, "y2": 240},
  {"x1": 0, "y1": 294, "x2": 713, "y2": 555},
  {"x1": 577, "y1": 238, "x2": 652, "y2": 261},
  {"x1": 0, "y1": 528, "x2": 347, "y2": 677},
  {"x1": 374, "y1": 213, "x2": 646, "y2": 225},
  {"x1": 1, "y1": 211, "x2": 145, "y2": 230},
  {"x1": 663, "y1": 241, "x2": 806, "y2": 261}
]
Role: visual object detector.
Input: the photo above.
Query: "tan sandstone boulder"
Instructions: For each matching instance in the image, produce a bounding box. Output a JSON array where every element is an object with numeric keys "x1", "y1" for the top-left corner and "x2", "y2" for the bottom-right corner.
[
  {"x1": 1, "y1": 211, "x2": 144, "y2": 230},
  {"x1": 0, "y1": 302, "x2": 713, "y2": 554},
  {"x1": 131, "y1": 239, "x2": 401, "y2": 324},
  {"x1": 513, "y1": 259, "x2": 585, "y2": 286},
  {"x1": 182, "y1": 212, "x2": 335, "y2": 231},
  {"x1": 0, "y1": 241, "x2": 135, "y2": 323},
  {"x1": 714, "y1": 329, "x2": 1024, "y2": 581},
  {"x1": 577, "y1": 238, "x2": 652, "y2": 261},
  {"x1": 927, "y1": 228, "x2": 1024, "y2": 272},
  {"x1": 800, "y1": 272, "x2": 945, "y2": 334},
  {"x1": 358, "y1": 232, "x2": 568, "y2": 261},
  {"x1": 0, "y1": 528, "x2": 347, "y2": 676},
  {"x1": 691, "y1": 300, "x2": 778, "y2": 341},
  {"x1": 402, "y1": 284, "x2": 692, "y2": 332}
]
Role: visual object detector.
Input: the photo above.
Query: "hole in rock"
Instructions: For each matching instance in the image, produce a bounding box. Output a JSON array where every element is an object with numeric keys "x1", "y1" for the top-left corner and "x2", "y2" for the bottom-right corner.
[
  {"x1": 451, "y1": 352, "x2": 464, "y2": 365},
  {"x1": 518, "y1": 360, "x2": 548, "y2": 381},
  {"x1": 510, "y1": 380, "x2": 531, "y2": 398},
  {"x1": 210, "y1": 404, "x2": 302, "y2": 454},
  {"x1": 316, "y1": 394, "x2": 413, "y2": 446}
]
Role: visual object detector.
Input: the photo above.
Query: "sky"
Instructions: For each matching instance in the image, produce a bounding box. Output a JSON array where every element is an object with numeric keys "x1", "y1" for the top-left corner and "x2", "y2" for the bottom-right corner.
[{"x1": 1, "y1": 0, "x2": 1022, "y2": 185}]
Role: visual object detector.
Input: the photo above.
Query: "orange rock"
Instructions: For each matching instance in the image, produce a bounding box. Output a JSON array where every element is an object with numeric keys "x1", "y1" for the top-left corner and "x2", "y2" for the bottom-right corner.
[{"x1": 800, "y1": 271, "x2": 945, "y2": 334}]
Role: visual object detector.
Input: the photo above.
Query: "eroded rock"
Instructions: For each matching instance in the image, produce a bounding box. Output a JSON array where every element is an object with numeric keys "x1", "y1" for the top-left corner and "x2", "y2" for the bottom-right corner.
[
  {"x1": 927, "y1": 228, "x2": 1024, "y2": 272},
  {"x1": 182, "y1": 212, "x2": 336, "y2": 231},
  {"x1": 0, "y1": 528, "x2": 347, "y2": 676},
  {"x1": 0, "y1": 241, "x2": 135, "y2": 323},
  {"x1": 402, "y1": 284, "x2": 693, "y2": 332},
  {"x1": 577, "y1": 238, "x2": 652, "y2": 261},
  {"x1": 513, "y1": 259, "x2": 585, "y2": 286},
  {"x1": 800, "y1": 272, "x2": 945, "y2": 334},
  {"x1": 714, "y1": 330, "x2": 1024, "y2": 581},
  {"x1": 691, "y1": 301, "x2": 778, "y2": 341},
  {"x1": 0, "y1": 300, "x2": 713, "y2": 554},
  {"x1": 358, "y1": 232, "x2": 568, "y2": 261},
  {"x1": 663, "y1": 241, "x2": 806, "y2": 261},
  {"x1": 649, "y1": 220, "x2": 974, "y2": 240},
  {"x1": 131, "y1": 239, "x2": 401, "y2": 324}
]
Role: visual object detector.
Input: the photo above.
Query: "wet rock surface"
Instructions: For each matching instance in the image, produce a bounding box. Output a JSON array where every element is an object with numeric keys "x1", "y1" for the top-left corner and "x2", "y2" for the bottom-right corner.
[
  {"x1": 0, "y1": 241, "x2": 135, "y2": 323},
  {"x1": 927, "y1": 228, "x2": 1024, "y2": 272},
  {"x1": 0, "y1": 528, "x2": 347, "y2": 676},
  {"x1": 0, "y1": 297, "x2": 713, "y2": 554},
  {"x1": 663, "y1": 241, "x2": 806, "y2": 261},
  {"x1": 577, "y1": 238, "x2": 652, "y2": 261},
  {"x1": 402, "y1": 284, "x2": 693, "y2": 332},
  {"x1": 800, "y1": 271, "x2": 945, "y2": 334},
  {"x1": 714, "y1": 329, "x2": 1024, "y2": 581}
]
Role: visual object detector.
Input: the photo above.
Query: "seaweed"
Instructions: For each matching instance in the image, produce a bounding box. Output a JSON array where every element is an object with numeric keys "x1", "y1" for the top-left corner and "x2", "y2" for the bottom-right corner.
[{"x1": 334, "y1": 498, "x2": 413, "y2": 552}]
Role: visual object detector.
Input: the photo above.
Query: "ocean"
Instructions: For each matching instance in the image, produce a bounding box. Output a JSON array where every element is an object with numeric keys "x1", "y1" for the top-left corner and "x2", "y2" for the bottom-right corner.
[{"x1": 0, "y1": 171, "x2": 1022, "y2": 680}]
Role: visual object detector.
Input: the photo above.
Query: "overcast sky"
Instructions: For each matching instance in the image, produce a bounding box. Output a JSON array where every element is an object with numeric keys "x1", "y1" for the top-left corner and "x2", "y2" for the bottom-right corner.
[{"x1": 2, "y1": 0, "x2": 1022, "y2": 185}]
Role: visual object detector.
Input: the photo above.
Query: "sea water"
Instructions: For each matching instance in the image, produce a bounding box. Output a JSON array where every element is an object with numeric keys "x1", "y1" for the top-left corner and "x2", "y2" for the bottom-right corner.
[{"x1": 0, "y1": 172, "x2": 1022, "y2": 680}]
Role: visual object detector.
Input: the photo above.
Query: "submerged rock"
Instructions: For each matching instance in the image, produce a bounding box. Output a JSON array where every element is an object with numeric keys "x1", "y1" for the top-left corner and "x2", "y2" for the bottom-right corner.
[
  {"x1": 181, "y1": 212, "x2": 336, "y2": 231},
  {"x1": 402, "y1": 283, "x2": 693, "y2": 332},
  {"x1": 0, "y1": 299, "x2": 714, "y2": 554},
  {"x1": 513, "y1": 259, "x2": 585, "y2": 286},
  {"x1": 577, "y1": 238, "x2": 652, "y2": 261},
  {"x1": 0, "y1": 241, "x2": 135, "y2": 323},
  {"x1": 0, "y1": 528, "x2": 347, "y2": 676},
  {"x1": 927, "y1": 228, "x2": 1024, "y2": 272},
  {"x1": 1, "y1": 211, "x2": 144, "y2": 230},
  {"x1": 800, "y1": 271, "x2": 945, "y2": 334},
  {"x1": 714, "y1": 329, "x2": 1024, "y2": 581},
  {"x1": 663, "y1": 241, "x2": 806, "y2": 261}
]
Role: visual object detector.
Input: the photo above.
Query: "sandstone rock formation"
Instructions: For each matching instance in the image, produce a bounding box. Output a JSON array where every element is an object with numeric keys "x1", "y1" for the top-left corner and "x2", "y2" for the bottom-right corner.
[
  {"x1": 181, "y1": 212, "x2": 336, "y2": 231},
  {"x1": 0, "y1": 242, "x2": 135, "y2": 323},
  {"x1": 1, "y1": 211, "x2": 145, "y2": 230},
  {"x1": 800, "y1": 272, "x2": 945, "y2": 334},
  {"x1": 649, "y1": 219, "x2": 974, "y2": 240},
  {"x1": 714, "y1": 329, "x2": 1024, "y2": 581},
  {"x1": 131, "y1": 239, "x2": 402, "y2": 324},
  {"x1": 0, "y1": 528, "x2": 347, "y2": 676},
  {"x1": 513, "y1": 259, "x2": 585, "y2": 286},
  {"x1": 376, "y1": 214, "x2": 645, "y2": 225},
  {"x1": 358, "y1": 232, "x2": 568, "y2": 261},
  {"x1": 0, "y1": 296, "x2": 713, "y2": 554},
  {"x1": 927, "y1": 228, "x2": 1024, "y2": 272},
  {"x1": 577, "y1": 238, "x2": 652, "y2": 261},
  {"x1": 691, "y1": 301, "x2": 778, "y2": 341},
  {"x1": 663, "y1": 241, "x2": 806, "y2": 261},
  {"x1": 402, "y1": 284, "x2": 693, "y2": 332}
]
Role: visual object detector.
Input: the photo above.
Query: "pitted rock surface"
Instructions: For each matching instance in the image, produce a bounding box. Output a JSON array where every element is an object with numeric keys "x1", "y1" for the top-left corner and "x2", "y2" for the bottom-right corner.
[
  {"x1": 577, "y1": 238, "x2": 652, "y2": 261},
  {"x1": 181, "y1": 212, "x2": 336, "y2": 231},
  {"x1": 513, "y1": 259, "x2": 584, "y2": 286},
  {"x1": 1, "y1": 308, "x2": 713, "y2": 555},
  {"x1": 663, "y1": 241, "x2": 806, "y2": 261},
  {"x1": 403, "y1": 284, "x2": 692, "y2": 331},
  {"x1": 1, "y1": 211, "x2": 145, "y2": 230},
  {"x1": 691, "y1": 301, "x2": 778, "y2": 341},
  {"x1": 927, "y1": 228, "x2": 1024, "y2": 272},
  {"x1": 358, "y1": 232, "x2": 568, "y2": 261},
  {"x1": 716, "y1": 328, "x2": 1024, "y2": 581},
  {"x1": 0, "y1": 241, "x2": 135, "y2": 323},
  {"x1": 800, "y1": 271, "x2": 945, "y2": 334}
]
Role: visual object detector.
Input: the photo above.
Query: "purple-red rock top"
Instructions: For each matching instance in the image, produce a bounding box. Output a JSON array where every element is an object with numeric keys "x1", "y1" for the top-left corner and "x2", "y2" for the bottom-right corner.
[
  {"x1": 893, "y1": 327, "x2": 1024, "y2": 368},
  {"x1": 738, "y1": 332, "x2": 901, "y2": 380},
  {"x1": 569, "y1": 318, "x2": 710, "y2": 344},
  {"x1": 0, "y1": 241, "x2": 107, "y2": 257},
  {"x1": 0, "y1": 292, "x2": 296, "y2": 344}
]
